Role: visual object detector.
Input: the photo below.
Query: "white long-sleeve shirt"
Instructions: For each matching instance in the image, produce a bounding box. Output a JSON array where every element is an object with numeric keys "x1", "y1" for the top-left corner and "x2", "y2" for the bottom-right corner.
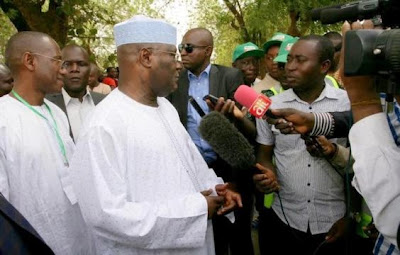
[
  {"x1": 0, "y1": 95, "x2": 93, "y2": 254},
  {"x1": 71, "y1": 89, "x2": 224, "y2": 255},
  {"x1": 350, "y1": 112, "x2": 400, "y2": 250}
]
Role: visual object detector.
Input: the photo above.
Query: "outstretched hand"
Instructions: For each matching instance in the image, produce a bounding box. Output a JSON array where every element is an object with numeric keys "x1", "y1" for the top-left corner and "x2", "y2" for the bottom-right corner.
[
  {"x1": 206, "y1": 97, "x2": 245, "y2": 121},
  {"x1": 265, "y1": 108, "x2": 315, "y2": 135},
  {"x1": 253, "y1": 163, "x2": 280, "y2": 193},
  {"x1": 215, "y1": 183, "x2": 243, "y2": 215}
]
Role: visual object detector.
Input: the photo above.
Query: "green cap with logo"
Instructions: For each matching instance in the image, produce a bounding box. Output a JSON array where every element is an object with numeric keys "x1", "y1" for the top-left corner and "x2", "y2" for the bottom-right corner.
[
  {"x1": 232, "y1": 42, "x2": 264, "y2": 62},
  {"x1": 273, "y1": 37, "x2": 299, "y2": 63},
  {"x1": 263, "y1": 32, "x2": 293, "y2": 53}
]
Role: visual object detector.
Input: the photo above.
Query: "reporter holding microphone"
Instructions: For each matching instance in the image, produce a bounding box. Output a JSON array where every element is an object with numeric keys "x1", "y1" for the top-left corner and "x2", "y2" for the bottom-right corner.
[
  {"x1": 339, "y1": 20, "x2": 400, "y2": 254},
  {"x1": 250, "y1": 34, "x2": 351, "y2": 255},
  {"x1": 266, "y1": 20, "x2": 400, "y2": 254}
]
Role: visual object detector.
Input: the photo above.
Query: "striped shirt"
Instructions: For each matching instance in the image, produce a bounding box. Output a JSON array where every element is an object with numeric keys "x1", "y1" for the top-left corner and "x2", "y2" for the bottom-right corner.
[{"x1": 256, "y1": 84, "x2": 350, "y2": 234}]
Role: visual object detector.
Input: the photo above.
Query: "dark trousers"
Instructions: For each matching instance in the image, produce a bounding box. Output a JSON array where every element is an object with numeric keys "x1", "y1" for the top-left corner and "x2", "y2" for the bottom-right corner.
[
  {"x1": 212, "y1": 195, "x2": 254, "y2": 255},
  {"x1": 209, "y1": 159, "x2": 254, "y2": 255},
  {"x1": 258, "y1": 208, "x2": 348, "y2": 255}
]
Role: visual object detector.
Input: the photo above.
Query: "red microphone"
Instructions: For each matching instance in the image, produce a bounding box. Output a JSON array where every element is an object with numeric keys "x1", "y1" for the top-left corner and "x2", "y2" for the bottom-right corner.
[{"x1": 234, "y1": 85, "x2": 274, "y2": 119}]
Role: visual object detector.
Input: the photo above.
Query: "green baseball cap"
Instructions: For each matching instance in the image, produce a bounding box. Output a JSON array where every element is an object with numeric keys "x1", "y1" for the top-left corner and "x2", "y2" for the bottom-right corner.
[
  {"x1": 263, "y1": 32, "x2": 293, "y2": 53},
  {"x1": 232, "y1": 42, "x2": 264, "y2": 62},
  {"x1": 274, "y1": 37, "x2": 299, "y2": 63}
]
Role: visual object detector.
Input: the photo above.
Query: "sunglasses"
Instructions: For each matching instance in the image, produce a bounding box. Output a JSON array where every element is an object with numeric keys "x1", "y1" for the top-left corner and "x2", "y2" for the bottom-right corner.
[{"x1": 178, "y1": 44, "x2": 209, "y2": 54}]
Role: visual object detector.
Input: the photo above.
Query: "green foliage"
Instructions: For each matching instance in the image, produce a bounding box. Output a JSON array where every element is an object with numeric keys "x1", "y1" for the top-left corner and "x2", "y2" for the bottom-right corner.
[
  {"x1": 0, "y1": 0, "x2": 161, "y2": 69},
  {"x1": 192, "y1": 0, "x2": 350, "y2": 66},
  {"x1": 0, "y1": 8, "x2": 17, "y2": 63}
]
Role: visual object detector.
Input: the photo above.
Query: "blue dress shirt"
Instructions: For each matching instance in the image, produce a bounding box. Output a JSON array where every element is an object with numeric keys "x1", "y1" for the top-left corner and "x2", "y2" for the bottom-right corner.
[{"x1": 186, "y1": 64, "x2": 217, "y2": 164}]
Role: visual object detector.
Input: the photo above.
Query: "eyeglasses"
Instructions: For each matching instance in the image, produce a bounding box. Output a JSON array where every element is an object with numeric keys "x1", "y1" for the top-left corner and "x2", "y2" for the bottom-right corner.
[
  {"x1": 147, "y1": 48, "x2": 181, "y2": 62},
  {"x1": 29, "y1": 52, "x2": 64, "y2": 66},
  {"x1": 178, "y1": 44, "x2": 209, "y2": 54}
]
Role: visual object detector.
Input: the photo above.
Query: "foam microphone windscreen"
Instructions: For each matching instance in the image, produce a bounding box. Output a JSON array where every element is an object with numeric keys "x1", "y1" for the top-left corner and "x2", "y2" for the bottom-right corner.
[
  {"x1": 199, "y1": 111, "x2": 255, "y2": 169},
  {"x1": 234, "y1": 85, "x2": 258, "y2": 109}
]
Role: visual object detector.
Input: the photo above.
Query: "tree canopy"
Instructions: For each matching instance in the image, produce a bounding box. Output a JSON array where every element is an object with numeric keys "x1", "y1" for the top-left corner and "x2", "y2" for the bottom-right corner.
[
  {"x1": 1, "y1": 0, "x2": 353, "y2": 69},
  {"x1": 0, "y1": 0, "x2": 160, "y2": 67},
  {"x1": 192, "y1": 0, "x2": 348, "y2": 66}
]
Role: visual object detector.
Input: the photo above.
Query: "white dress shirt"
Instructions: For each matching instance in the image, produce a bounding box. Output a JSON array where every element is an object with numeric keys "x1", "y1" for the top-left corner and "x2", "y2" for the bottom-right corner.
[
  {"x1": 256, "y1": 85, "x2": 350, "y2": 235},
  {"x1": 62, "y1": 88, "x2": 95, "y2": 140}
]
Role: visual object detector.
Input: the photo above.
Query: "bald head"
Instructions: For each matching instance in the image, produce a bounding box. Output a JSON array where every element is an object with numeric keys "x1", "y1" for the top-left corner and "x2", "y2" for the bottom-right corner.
[
  {"x1": 62, "y1": 44, "x2": 89, "y2": 59},
  {"x1": 185, "y1": 28, "x2": 214, "y2": 47},
  {"x1": 0, "y1": 64, "x2": 13, "y2": 97},
  {"x1": 5, "y1": 31, "x2": 59, "y2": 76},
  {"x1": 0, "y1": 64, "x2": 10, "y2": 76},
  {"x1": 88, "y1": 62, "x2": 101, "y2": 88}
]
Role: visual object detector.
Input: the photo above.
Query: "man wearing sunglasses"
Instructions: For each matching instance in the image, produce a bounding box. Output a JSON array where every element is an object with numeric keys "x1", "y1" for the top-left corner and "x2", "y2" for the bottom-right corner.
[{"x1": 168, "y1": 28, "x2": 245, "y2": 255}]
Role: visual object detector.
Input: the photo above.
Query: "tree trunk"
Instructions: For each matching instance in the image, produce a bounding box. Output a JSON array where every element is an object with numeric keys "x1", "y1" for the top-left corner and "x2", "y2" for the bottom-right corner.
[{"x1": 1, "y1": 0, "x2": 68, "y2": 47}]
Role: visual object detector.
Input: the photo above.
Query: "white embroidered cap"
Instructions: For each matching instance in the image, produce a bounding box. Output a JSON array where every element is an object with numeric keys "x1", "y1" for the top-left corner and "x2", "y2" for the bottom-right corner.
[{"x1": 113, "y1": 15, "x2": 177, "y2": 47}]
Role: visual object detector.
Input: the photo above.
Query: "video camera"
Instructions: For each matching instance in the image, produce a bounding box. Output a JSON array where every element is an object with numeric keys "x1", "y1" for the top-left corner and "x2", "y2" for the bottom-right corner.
[{"x1": 311, "y1": 0, "x2": 400, "y2": 88}]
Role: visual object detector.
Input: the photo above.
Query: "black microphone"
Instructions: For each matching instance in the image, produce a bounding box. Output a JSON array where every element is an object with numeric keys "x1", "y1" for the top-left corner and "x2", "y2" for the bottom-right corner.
[
  {"x1": 310, "y1": 3, "x2": 346, "y2": 21},
  {"x1": 320, "y1": 0, "x2": 379, "y2": 24},
  {"x1": 198, "y1": 111, "x2": 255, "y2": 170},
  {"x1": 320, "y1": 4, "x2": 361, "y2": 24}
]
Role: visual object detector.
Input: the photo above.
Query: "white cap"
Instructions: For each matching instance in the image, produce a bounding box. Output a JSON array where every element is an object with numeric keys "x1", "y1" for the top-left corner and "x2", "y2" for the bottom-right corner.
[{"x1": 113, "y1": 15, "x2": 177, "y2": 47}]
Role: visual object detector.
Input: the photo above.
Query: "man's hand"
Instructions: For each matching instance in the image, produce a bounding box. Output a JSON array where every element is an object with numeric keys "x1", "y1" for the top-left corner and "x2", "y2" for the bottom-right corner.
[
  {"x1": 206, "y1": 97, "x2": 256, "y2": 139},
  {"x1": 253, "y1": 163, "x2": 280, "y2": 193},
  {"x1": 363, "y1": 223, "x2": 379, "y2": 239},
  {"x1": 201, "y1": 189, "x2": 224, "y2": 219},
  {"x1": 267, "y1": 108, "x2": 315, "y2": 135},
  {"x1": 325, "y1": 217, "x2": 351, "y2": 243},
  {"x1": 206, "y1": 97, "x2": 245, "y2": 121},
  {"x1": 215, "y1": 183, "x2": 243, "y2": 215},
  {"x1": 339, "y1": 20, "x2": 382, "y2": 122},
  {"x1": 303, "y1": 136, "x2": 337, "y2": 159}
]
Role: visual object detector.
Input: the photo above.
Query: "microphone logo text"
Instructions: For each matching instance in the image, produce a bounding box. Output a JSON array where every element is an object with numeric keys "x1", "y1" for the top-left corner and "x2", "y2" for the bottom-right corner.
[{"x1": 249, "y1": 95, "x2": 271, "y2": 118}]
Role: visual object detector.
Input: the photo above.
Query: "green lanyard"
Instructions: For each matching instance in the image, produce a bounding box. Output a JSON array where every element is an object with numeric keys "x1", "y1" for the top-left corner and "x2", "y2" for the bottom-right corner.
[{"x1": 11, "y1": 90, "x2": 69, "y2": 167}]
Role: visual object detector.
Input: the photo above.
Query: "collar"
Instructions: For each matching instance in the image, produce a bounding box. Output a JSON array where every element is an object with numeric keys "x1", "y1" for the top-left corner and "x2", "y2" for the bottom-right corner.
[
  {"x1": 187, "y1": 63, "x2": 211, "y2": 79},
  {"x1": 62, "y1": 87, "x2": 92, "y2": 105},
  {"x1": 279, "y1": 83, "x2": 342, "y2": 104}
]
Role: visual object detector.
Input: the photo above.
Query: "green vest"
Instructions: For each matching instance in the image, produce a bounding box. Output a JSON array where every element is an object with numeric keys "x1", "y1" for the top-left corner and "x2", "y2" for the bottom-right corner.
[
  {"x1": 261, "y1": 86, "x2": 283, "y2": 208},
  {"x1": 325, "y1": 75, "x2": 340, "y2": 89},
  {"x1": 261, "y1": 87, "x2": 284, "y2": 97}
]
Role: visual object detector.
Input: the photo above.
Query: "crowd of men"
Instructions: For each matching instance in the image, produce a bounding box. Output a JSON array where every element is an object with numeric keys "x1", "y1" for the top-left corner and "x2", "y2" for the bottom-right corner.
[{"x1": 0, "y1": 14, "x2": 398, "y2": 255}]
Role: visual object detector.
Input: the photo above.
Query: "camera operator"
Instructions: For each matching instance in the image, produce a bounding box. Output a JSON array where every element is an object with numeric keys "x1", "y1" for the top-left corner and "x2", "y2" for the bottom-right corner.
[{"x1": 268, "y1": 20, "x2": 400, "y2": 254}]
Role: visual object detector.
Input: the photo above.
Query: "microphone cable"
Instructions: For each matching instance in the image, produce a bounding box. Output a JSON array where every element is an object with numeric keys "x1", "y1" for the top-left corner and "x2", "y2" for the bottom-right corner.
[{"x1": 275, "y1": 134, "x2": 355, "y2": 255}]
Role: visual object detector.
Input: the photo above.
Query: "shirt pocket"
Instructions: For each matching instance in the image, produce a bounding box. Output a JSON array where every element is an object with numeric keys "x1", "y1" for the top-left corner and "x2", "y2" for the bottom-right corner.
[{"x1": 272, "y1": 127, "x2": 302, "y2": 150}]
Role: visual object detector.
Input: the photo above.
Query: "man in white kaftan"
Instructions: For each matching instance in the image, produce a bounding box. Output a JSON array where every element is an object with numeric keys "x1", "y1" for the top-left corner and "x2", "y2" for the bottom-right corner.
[
  {"x1": 72, "y1": 90, "x2": 225, "y2": 254},
  {"x1": 0, "y1": 32, "x2": 93, "y2": 254},
  {"x1": 70, "y1": 15, "x2": 241, "y2": 255}
]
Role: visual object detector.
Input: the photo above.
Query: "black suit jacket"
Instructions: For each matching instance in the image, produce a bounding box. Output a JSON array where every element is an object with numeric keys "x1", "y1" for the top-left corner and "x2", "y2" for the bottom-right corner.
[
  {"x1": 168, "y1": 64, "x2": 244, "y2": 127},
  {"x1": 46, "y1": 91, "x2": 106, "y2": 140},
  {"x1": 0, "y1": 194, "x2": 54, "y2": 255},
  {"x1": 168, "y1": 64, "x2": 244, "y2": 181}
]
